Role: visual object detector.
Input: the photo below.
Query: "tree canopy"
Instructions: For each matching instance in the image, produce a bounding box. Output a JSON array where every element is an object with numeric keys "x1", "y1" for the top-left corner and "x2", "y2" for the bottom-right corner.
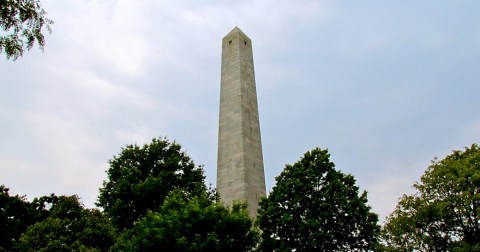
[
  {"x1": 0, "y1": 0, "x2": 53, "y2": 60},
  {"x1": 381, "y1": 144, "x2": 480, "y2": 251},
  {"x1": 257, "y1": 148, "x2": 380, "y2": 251},
  {"x1": 97, "y1": 137, "x2": 207, "y2": 230},
  {"x1": 114, "y1": 190, "x2": 258, "y2": 251},
  {"x1": 0, "y1": 185, "x2": 39, "y2": 251},
  {"x1": 18, "y1": 195, "x2": 116, "y2": 251}
]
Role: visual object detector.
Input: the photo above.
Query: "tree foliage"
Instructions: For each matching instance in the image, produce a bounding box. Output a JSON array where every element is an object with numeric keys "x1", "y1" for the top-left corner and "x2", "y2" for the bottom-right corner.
[
  {"x1": 0, "y1": 185, "x2": 39, "y2": 251},
  {"x1": 97, "y1": 137, "x2": 207, "y2": 230},
  {"x1": 257, "y1": 148, "x2": 380, "y2": 251},
  {"x1": 114, "y1": 190, "x2": 258, "y2": 252},
  {"x1": 18, "y1": 195, "x2": 116, "y2": 252},
  {"x1": 0, "y1": 189, "x2": 76, "y2": 251},
  {"x1": 382, "y1": 144, "x2": 480, "y2": 251},
  {"x1": 0, "y1": 0, "x2": 53, "y2": 60}
]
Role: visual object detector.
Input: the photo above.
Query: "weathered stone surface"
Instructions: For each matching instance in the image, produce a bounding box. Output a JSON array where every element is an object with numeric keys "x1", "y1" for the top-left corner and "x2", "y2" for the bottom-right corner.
[{"x1": 217, "y1": 27, "x2": 266, "y2": 218}]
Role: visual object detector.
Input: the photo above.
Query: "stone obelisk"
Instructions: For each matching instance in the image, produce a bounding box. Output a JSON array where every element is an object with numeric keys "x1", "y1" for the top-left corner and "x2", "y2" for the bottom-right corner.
[{"x1": 217, "y1": 27, "x2": 266, "y2": 218}]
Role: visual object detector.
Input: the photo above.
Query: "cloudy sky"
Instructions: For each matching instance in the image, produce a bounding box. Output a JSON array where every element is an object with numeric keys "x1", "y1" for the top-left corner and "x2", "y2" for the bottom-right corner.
[{"x1": 1, "y1": 0, "x2": 479, "y2": 221}]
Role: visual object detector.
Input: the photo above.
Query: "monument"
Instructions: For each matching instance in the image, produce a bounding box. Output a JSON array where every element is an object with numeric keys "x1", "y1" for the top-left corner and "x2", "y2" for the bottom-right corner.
[{"x1": 217, "y1": 27, "x2": 266, "y2": 218}]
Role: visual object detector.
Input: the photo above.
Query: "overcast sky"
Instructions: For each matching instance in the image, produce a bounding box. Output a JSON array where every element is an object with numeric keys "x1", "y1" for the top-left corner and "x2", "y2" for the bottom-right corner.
[{"x1": 1, "y1": 0, "x2": 479, "y2": 221}]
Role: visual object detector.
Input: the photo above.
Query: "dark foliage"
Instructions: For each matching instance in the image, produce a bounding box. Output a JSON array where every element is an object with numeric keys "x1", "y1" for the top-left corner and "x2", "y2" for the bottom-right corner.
[
  {"x1": 97, "y1": 137, "x2": 207, "y2": 230},
  {"x1": 0, "y1": 185, "x2": 39, "y2": 251},
  {"x1": 114, "y1": 190, "x2": 258, "y2": 251},
  {"x1": 18, "y1": 195, "x2": 116, "y2": 251},
  {"x1": 258, "y1": 148, "x2": 380, "y2": 251}
]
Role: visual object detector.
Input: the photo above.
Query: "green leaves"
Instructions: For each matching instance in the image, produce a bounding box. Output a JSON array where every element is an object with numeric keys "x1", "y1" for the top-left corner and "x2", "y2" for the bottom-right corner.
[
  {"x1": 0, "y1": 0, "x2": 53, "y2": 60},
  {"x1": 0, "y1": 185, "x2": 39, "y2": 251},
  {"x1": 17, "y1": 195, "x2": 116, "y2": 252},
  {"x1": 114, "y1": 190, "x2": 258, "y2": 252},
  {"x1": 382, "y1": 144, "x2": 480, "y2": 251},
  {"x1": 257, "y1": 148, "x2": 380, "y2": 251},
  {"x1": 97, "y1": 137, "x2": 207, "y2": 230}
]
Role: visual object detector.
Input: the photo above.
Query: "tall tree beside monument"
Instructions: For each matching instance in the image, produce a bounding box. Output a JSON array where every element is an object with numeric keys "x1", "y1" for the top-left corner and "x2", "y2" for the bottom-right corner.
[
  {"x1": 97, "y1": 137, "x2": 207, "y2": 230},
  {"x1": 257, "y1": 148, "x2": 380, "y2": 251}
]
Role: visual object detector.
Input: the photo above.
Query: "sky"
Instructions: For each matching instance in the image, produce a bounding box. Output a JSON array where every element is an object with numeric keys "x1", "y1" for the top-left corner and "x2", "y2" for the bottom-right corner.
[{"x1": 1, "y1": 0, "x2": 479, "y2": 222}]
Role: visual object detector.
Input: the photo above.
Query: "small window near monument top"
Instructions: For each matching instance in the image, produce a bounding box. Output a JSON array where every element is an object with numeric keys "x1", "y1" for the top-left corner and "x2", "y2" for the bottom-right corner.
[
  {"x1": 229, "y1": 40, "x2": 232, "y2": 44},
  {"x1": 244, "y1": 41, "x2": 247, "y2": 45}
]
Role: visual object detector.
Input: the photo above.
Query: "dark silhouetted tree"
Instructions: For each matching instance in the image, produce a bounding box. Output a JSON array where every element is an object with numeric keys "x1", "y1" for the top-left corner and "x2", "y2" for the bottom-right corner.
[
  {"x1": 0, "y1": 185, "x2": 39, "y2": 251},
  {"x1": 18, "y1": 195, "x2": 116, "y2": 251},
  {"x1": 258, "y1": 148, "x2": 380, "y2": 251},
  {"x1": 97, "y1": 137, "x2": 207, "y2": 230}
]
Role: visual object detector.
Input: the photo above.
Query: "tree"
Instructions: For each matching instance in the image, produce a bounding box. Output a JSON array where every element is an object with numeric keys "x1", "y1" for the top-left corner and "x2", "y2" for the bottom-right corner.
[
  {"x1": 0, "y1": 0, "x2": 53, "y2": 60},
  {"x1": 0, "y1": 185, "x2": 39, "y2": 251},
  {"x1": 0, "y1": 189, "x2": 77, "y2": 251},
  {"x1": 381, "y1": 144, "x2": 480, "y2": 251},
  {"x1": 97, "y1": 137, "x2": 207, "y2": 230},
  {"x1": 257, "y1": 148, "x2": 380, "y2": 251},
  {"x1": 114, "y1": 190, "x2": 259, "y2": 251},
  {"x1": 18, "y1": 195, "x2": 116, "y2": 251}
]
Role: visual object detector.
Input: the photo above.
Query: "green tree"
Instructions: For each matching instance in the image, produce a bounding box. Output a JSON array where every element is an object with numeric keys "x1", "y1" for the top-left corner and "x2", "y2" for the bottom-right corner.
[
  {"x1": 381, "y1": 144, "x2": 480, "y2": 251},
  {"x1": 0, "y1": 0, "x2": 53, "y2": 60},
  {"x1": 0, "y1": 185, "x2": 38, "y2": 251},
  {"x1": 258, "y1": 148, "x2": 380, "y2": 251},
  {"x1": 97, "y1": 137, "x2": 207, "y2": 230},
  {"x1": 114, "y1": 190, "x2": 259, "y2": 251},
  {"x1": 18, "y1": 195, "x2": 116, "y2": 252}
]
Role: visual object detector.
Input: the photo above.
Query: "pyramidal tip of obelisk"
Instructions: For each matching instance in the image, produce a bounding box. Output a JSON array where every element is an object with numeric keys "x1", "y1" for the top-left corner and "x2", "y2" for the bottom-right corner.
[{"x1": 225, "y1": 26, "x2": 246, "y2": 37}]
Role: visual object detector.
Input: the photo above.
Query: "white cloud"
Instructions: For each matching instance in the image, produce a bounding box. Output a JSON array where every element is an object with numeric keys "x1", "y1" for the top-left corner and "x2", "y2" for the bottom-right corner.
[
  {"x1": 26, "y1": 109, "x2": 104, "y2": 174},
  {"x1": 46, "y1": 0, "x2": 153, "y2": 76},
  {"x1": 2, "y1": 0, "x2": 480, "y2": 221}
]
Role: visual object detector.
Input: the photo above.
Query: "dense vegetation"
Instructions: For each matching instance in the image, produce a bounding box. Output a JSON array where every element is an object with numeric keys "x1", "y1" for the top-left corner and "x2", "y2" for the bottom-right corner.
[
  {"x1": 1, "y1": 136, "x2": 478, "y2": 251},
  {"x1": 380, "y1": 144, "x2": 480, "y2": 251},
  {"x1": 97, "y1": 137, "x2": 207, "y2": 231},
  {"x1": 258, "y1": 148, "x2": 379, "y2": 251}
]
